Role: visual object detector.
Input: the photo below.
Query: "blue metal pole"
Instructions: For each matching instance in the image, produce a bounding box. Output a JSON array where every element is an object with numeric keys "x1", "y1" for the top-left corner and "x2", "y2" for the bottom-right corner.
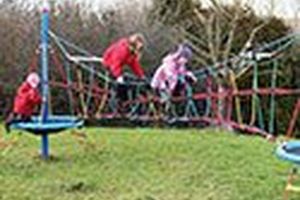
[
  {"x1": 40, "y1": 0, "x2": 50, "y2": 159},
  {"x1": 40, "y1": 0, "x2": 50, "y2": 122},
  {"x1": 41, "y1": 134, "x2": 49, "y2": 159}
]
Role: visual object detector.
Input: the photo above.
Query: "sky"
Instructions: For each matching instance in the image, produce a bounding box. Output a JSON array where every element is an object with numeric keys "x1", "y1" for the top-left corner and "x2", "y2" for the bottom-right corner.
[
  {"x1": 230, "y1": 0, "x2": 299, "y2": 18},
  {"x1": 9, "y1": 0, "x2": 300, "y2": 19},
  {"x1": 85, "y1": 0, "x2": 300, "y2": 19}
]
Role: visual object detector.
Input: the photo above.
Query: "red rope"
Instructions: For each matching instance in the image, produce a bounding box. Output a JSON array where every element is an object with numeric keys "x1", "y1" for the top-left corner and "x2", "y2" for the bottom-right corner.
[
  {"x1": 50, "y1": 49, "x2": 68, "y2": 83},
  {"x1": 226, "y1": 88, "x2": 234, "y2": 122},
  {"x1": 200, "y1": 116, "x2": 269, "y2": 137},
  {"x1": 286, "y1": 99, "x2": 300, "y2": 138},
  {"x1": 121, "y1": 88, "x2": 300, "y2": 107}
]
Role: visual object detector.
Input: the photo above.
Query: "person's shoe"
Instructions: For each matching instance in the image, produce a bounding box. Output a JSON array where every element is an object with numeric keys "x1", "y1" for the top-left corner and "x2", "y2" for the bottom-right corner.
[
  {"x1": 4, "y1": 122, "x2": 11, "y2": 134},
  {"x1": 266, "y1": 134, "x2": 276, "y2": 142}
]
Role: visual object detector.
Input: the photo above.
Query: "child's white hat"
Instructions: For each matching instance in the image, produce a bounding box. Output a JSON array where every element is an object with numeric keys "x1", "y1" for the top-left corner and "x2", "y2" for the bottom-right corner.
[{"x1": 26, "y1": 72, "x2": 40, "y2": 89}]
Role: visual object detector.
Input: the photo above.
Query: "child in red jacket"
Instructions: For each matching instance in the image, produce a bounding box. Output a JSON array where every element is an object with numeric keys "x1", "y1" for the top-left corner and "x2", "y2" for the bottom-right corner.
[
  {"x1": 103, "y1": 33, "x2": 145, "y2": 81},
  {"x1": 5, "y1": 72, "x2": 42, "y2": 133},
  {"x1": 102, "y1": 33, "x2": 146, "y2": 114}
]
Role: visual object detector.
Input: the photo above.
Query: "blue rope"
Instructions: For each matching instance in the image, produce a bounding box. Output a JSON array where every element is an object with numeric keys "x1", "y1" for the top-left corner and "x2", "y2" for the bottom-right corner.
[{"x1": 49, "y1": 31, "x2": 92, "y2": 56}]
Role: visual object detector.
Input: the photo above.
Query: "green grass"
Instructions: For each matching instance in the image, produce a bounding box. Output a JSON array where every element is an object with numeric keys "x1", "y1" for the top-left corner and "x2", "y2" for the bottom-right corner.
[{"x1": 0, "y1": 126, "x2": 295, "y2": 200}]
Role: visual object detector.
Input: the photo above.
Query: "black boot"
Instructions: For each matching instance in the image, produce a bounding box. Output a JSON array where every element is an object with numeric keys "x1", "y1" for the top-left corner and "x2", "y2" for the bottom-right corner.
[
  {"x1": 116, "y1": 83, "x2": 128, "y2": 116},
  {"x1": 4, "y1": 113, "x2": 14, "y2": 134},
  {"x1": 4, "y1": 121, "x2": 11, "y2": 134}
]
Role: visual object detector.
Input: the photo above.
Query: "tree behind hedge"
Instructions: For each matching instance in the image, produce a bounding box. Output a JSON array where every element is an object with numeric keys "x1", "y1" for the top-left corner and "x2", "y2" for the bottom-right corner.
[{"x1": 149, "y1": 0, "x2": 299, "y2": 134}]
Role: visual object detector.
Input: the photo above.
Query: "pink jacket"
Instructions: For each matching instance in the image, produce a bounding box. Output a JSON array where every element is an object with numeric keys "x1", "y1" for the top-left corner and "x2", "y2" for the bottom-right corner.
[{"x1": 151, "y1": 54, "x2": 196, "y2": 94}]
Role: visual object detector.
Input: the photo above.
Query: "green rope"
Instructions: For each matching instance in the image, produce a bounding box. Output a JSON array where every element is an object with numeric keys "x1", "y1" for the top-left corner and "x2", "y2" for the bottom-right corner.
[
  {"x1": 64, "y1": 60, "x2": 75, "y2": 115},
  {"x1": 269, "y1": 60, "x2": 278, "y2": 134},
  {"x1": 160, "y1": 90, "x2": 177, "y2": 120},
  {"x1": 127, "y1": 85, "x2": 142, "y2": 117},
  {"x1": 205, "y1": 76, "x2": 212, "y2": 117},
  {"x1": 256, "y1": 98, "x2": 265, "y2": 130},
  {"x1": 179, "y1": 76, "x2": 199, "y2": 118},
  {"x1": 108, "y1": 86, "x2": 118, "y2": 114},
  {"x1": 250, "y1": 61, "x2": 259, "y2": 126}
]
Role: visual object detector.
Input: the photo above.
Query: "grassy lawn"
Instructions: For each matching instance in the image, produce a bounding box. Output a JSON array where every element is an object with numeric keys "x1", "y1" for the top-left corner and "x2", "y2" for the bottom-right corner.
[{"x1": 0, "y1": 126, "x2": 295, "y2": 200}]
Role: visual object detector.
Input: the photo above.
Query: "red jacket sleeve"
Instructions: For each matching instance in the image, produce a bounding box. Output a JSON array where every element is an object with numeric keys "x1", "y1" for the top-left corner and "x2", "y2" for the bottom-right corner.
[
  {"x1": 29, "y1": 89, "x2": 42, "y2": 105},
  {"x1": 129, "y1": 56, "x2": 145, "y2": 78}
]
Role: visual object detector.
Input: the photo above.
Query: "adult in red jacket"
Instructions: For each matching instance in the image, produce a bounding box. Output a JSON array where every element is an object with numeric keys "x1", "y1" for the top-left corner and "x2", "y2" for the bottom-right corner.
[
  {"x1": 102, "y1": 33, "x2": 146, "y2": 114},
  {"x1": 5, "y1": 72, "x2": 42, "y2": 133}
]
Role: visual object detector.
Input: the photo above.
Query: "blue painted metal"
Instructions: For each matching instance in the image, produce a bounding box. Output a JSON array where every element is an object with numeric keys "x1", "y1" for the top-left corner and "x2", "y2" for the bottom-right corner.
[
  {"x1": 276, "y1": 141, "x2": 300, "y2": 164},
  {"x1": 10, "y1": 116, "x2": 84, "y2": 135},
  {"x1": 41, "y1": 134, "x2": 49, "y2": 159},
  {"x1": 8, "y1": 0, "x2": 84, "y2": 159},
  {"x1": 40, "y1": 0, "x2": 50, "y2": 158},
  {"x1": 40, "y1": 0, "x2": 50, "y2": 122}
]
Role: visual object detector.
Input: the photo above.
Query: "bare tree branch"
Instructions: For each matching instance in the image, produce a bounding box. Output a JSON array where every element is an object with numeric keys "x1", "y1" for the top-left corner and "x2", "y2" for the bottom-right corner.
[
  {"x1": 193, "y1": 7, "x2": 207, "y2": 25},
  {"x1": 210, "y1": 0, "x2": 233, "y2": 19},
  {"x1": 222, "y1": 12, "x2": 239, "y2": 61},
  {"x1": 206, "y1": 14, "x2": 218, "y2": 63}
]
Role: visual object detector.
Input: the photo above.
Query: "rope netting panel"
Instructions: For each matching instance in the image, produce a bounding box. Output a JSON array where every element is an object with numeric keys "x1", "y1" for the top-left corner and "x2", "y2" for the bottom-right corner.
[{"x1": 38, "y1": 30, "x2": 300, "y2": 137}]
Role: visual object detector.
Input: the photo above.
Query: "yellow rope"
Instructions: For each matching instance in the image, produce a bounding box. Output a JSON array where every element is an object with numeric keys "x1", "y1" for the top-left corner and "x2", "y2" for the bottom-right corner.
[
  {"x1": 229, "y1": 70, "x2": 243, "y2": 124},
  {"x1": 76, "y1": 69, "x2": 87, "y2": 118},
  {"x1": 95, "y1": 71, "x2": 109, "y2": 118}
]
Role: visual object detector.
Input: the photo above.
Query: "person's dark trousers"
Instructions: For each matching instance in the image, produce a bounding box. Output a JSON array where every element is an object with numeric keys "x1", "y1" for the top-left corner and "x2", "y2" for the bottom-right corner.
[
  {"x1": 4, "y1": 113, "x2": 32, "y2": 133},
  {"x1": 115, "y1": 83, "x2": 129, "y2": 115},
  {"x1": 116, "y1": 83, "x2": 129, "y2": 102}
]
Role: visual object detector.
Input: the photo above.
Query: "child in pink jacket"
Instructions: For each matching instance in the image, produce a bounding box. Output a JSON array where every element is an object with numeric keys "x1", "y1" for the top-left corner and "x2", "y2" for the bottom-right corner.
[{"x1": 151, "y1": 44, "x2": 197, "y2": 100}]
